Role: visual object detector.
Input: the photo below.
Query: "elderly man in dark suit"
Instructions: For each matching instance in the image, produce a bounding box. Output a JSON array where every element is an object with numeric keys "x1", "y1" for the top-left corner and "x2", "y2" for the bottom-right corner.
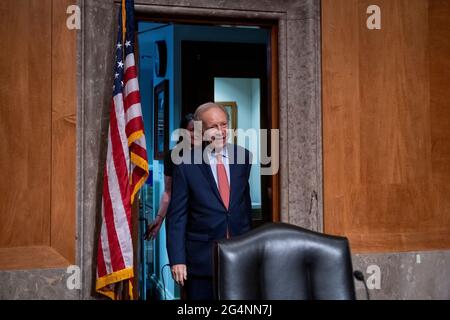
[{"x1": 166, "y1": 102, "x2": 253, "y2": 300}]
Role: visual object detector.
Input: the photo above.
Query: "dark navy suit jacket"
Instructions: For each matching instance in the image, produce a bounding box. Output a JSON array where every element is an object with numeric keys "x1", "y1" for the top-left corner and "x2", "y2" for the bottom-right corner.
[{"x1": 166, "y1": 144, "x2": 252, "y2": 277}]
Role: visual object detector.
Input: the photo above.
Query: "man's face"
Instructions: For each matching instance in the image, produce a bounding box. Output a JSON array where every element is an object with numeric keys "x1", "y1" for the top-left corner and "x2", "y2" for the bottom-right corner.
[
  {"x1": 201, "y1": 107, "x2": 228, "y2": 150},
  {"x1": 185, "y1": 120, "x2": 195, "y2": 145}
]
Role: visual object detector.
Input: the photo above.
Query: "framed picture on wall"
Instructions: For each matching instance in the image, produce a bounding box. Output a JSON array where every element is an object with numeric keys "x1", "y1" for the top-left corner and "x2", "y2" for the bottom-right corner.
[
  {"x1": 216, "y1": 101, "x2": 238, "y2": 143},
  {"x1": 153, "y1": 79, "x2": 169, "y2": 160}
]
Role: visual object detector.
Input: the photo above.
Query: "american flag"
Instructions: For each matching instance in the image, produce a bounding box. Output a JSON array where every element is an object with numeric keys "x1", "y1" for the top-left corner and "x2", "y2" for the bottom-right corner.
[{"x1": 96, "y1": 0, "x2": 148, "y2": 300}]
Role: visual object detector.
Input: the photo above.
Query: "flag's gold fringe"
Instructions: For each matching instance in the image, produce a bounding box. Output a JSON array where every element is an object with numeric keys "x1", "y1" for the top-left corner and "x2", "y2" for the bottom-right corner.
[
  {"x1": 130, "y1": 175, "x2": 148, "y2": 204},
  {"x1": 96, "y1": 268, "x2": 134, "y2": 300},
  {"x1": 128, "y1": 131, "x2": 149, "y2": 204},
  {"x1": 128, "y1": 130, "x2": 144, "y2": 146},
  {"x1": 129, "y1": 279, "x2": 133, "y2": 299},
  {"x1": 130, "y1": 152, "x2": 148, "y2": 172}
]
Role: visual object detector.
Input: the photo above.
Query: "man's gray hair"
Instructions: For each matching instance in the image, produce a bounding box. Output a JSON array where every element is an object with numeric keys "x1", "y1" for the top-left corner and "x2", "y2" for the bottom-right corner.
[{"x1": 193, "y1": 102, "x2": 229, "y2": 122}]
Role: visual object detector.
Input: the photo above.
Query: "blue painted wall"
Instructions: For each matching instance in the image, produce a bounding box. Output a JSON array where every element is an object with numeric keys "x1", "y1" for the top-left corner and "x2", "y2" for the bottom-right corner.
[{"x1": 137, "y1": 21, "x2": 177, "y2": 300}]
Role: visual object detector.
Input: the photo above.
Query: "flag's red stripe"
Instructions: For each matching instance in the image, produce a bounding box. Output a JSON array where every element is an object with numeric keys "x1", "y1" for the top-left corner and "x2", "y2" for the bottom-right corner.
[
  {"x1": 131, "y1": 166, "x2": 146, "y2": 183},
  {"x1": 97, "y1": 235, "x2": 107, "y2": 278},
  {"x1": 102, "y1": 169, "x2": 126, "y2": 271},
  {"x1": 130, "y1": 166, "x2": 147, "y2": 197},
  {"x1": 126, "y1": 117, "x2": 144, "y2": 137},
  {"x1": 124, "y1": 65, "x2": 137, "y2": 83},
  {"x1": 124, "y1": 91, "x2": 141, "y2": 112},
  {"x1": 130, "y1": 142, "x2": 147, "y2": 160},
  {"x1": 110, "y1": 99, "x2": 132, "y2": 211}
]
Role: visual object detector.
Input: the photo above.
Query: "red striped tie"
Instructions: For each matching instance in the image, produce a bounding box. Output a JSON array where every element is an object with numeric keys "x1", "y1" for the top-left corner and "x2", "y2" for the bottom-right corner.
[
  {"x1": 216, "y1": 154, "x2": 230, "y2": 209},
  {"x1": 216, "y1": 154, "x2": 230, "y2": 239}
]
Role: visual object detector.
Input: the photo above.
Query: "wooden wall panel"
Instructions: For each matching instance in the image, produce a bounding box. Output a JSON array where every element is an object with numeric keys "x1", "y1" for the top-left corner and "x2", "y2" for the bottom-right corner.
[
  {"x1": 429, "y1": 0, "x2": 450, "y2": 248},
  {"x1": 51, "y1": 0, "x2": 77, "y2": 264},
  {"x1": 0, "y1": 0, "x2": 76, "y2": 268},
  {"x1": 323, "y1": 0, "x2": 450, "y2": 252},
  {"x1": 0, "y1": 0, "x2": 52, "y2": 248}
]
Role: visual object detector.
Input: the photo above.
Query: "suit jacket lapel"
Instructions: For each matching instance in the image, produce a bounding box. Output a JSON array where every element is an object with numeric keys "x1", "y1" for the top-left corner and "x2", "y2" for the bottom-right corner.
[
  {"x1": 199, "y1": 160, "x2": 224, "y2": 209},
  {"x1": 229, "y1": 162, "x2": 238, "y2": 210},
  {"x1": 228, "y1": 144, "x2": 239, "y2": 210}
]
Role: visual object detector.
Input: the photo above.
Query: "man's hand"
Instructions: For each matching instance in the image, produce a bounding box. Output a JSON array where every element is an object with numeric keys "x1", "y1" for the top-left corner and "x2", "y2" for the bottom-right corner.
[
  {"x1": 171, "y1": 264, "x2": 187, "y2": 286},
  {"x1": 144, "y1": 216, "x2": 163, "y2": 240}
]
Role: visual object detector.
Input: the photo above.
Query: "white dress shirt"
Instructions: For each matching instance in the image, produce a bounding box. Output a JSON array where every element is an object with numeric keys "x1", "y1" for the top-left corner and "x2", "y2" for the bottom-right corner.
[{"x1": 208, "y1": 146, "x2": 230, "y2": 187}]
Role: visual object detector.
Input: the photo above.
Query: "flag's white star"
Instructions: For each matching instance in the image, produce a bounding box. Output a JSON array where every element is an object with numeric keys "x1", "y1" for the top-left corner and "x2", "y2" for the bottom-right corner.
[
  {"x1": 125, "y1": 40, "x2": 131, "y2": 47},
  {"x1": 121, "y1": 81, "x2": 124, "y2": 87},
  {"x1": 116, "y1": 43, "x2": 122, "y2": 49},
  {"x1": 114, "y1": 73, "x2": 119, "y2": 79},
  {"x1": 113, "y1": 85, "x2": 115, "y2": 90},
  {"x1": 117, "y1": 60, "x2": 124, "y2": 68}
]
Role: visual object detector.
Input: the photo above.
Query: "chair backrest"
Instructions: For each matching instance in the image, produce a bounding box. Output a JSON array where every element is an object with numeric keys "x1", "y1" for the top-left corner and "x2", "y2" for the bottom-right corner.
[{"x1": 213, "y1": 223, "x2": 356, "y2": 300}]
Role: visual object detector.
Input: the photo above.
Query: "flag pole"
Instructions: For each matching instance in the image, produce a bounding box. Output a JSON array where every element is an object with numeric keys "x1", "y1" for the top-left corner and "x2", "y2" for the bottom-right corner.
[{"x1": 122, "y1": 0, "x2": 126, "y2": 45}]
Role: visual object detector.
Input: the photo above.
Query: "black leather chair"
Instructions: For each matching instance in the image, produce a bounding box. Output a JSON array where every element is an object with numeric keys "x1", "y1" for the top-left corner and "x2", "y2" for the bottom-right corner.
[{"x1": 213, "y1": 223, "x2": 356, "y2": 300}]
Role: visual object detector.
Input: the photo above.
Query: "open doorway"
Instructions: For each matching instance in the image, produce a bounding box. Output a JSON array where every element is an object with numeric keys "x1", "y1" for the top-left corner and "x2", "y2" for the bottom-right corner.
[
  {"x1": 181, "y1": 41, "x2": 272, "y2": 226},
  {"x1": 136, "y1": 20, "x2": 278, "y2": 300}
]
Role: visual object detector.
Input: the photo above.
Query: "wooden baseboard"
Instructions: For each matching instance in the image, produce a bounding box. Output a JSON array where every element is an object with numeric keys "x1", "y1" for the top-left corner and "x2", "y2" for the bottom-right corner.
[
  {"x1": 0, "y1": 246, "x2": 71, "y2": 270},
  {"x1": 345, "y1": 231, "x2": 450, "y2": 253}
]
